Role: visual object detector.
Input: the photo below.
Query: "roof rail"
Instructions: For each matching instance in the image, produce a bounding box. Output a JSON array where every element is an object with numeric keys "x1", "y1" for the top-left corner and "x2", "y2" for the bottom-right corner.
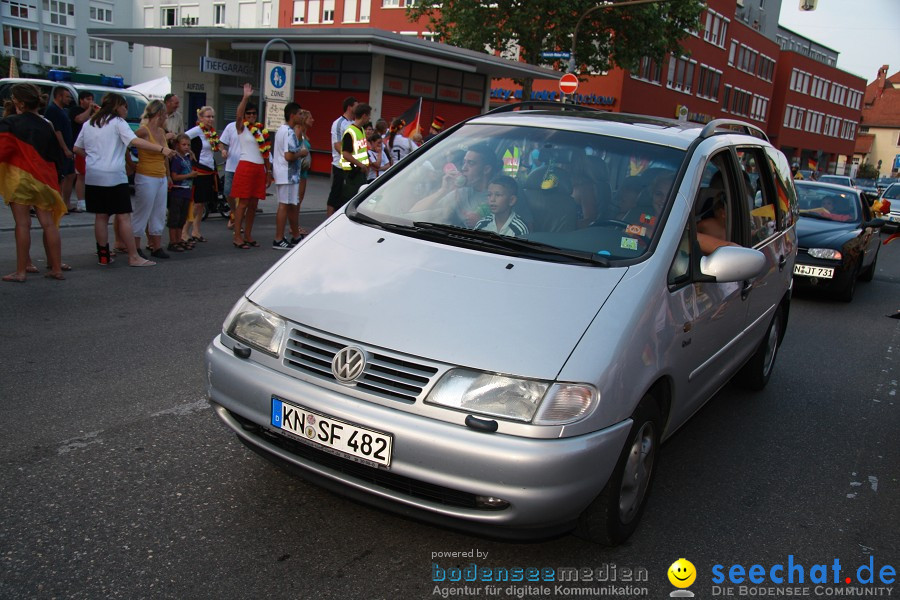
[
  {"x1": 699, "y1": 119, "x2": 769, "y2": 142},
  {"x1": 486, "y1": 101, "x2": 599, "y2": 115}
]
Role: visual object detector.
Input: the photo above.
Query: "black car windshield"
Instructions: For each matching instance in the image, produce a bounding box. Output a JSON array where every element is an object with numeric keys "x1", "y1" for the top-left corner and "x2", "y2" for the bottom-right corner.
[
  {"x1": 349, "y1": 122, "x2": 684, "y2": 262},
  {"x1": 79, "y1": 87, "x2": 148, "y2": 123},
  {"x1": 796, "y1": 183, "x2": 861, "y2": 223}
]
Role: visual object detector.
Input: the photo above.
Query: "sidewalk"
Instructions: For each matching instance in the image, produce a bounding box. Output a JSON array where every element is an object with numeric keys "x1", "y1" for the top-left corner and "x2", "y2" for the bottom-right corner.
[{"x1": 0, "y1": 173, "x2": 331, "y2": 232}]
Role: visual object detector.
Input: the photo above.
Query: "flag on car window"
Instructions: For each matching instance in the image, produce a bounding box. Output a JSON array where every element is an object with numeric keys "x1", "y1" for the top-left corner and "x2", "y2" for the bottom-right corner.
[
  {"x1": 807, "y1": 157, "x2": 817, "y2": 171},
  {"x1": 0, "y1": 114, "x2": 65, "y2": 224}
]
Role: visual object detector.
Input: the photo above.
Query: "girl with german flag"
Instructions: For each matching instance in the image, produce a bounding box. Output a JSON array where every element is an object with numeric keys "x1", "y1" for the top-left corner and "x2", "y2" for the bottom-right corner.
[{"x1": 0, "y1": 83, "x2": 67, "y2": 282}]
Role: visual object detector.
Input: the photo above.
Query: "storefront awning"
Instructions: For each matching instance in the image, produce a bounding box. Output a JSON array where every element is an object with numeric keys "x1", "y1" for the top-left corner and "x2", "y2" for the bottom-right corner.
[{"x1": 87, "y1": 27, "x2": 561, "y2": 81}]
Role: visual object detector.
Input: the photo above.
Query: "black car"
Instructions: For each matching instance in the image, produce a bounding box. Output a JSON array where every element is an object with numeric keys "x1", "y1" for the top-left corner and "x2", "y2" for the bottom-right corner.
[{"x1": 793, "y1": 181, "x2": 883, "y2": 302}]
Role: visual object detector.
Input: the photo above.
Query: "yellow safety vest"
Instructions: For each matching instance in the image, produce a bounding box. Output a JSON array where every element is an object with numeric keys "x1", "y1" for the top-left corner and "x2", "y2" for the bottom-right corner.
[{"x1": 339, "y1": 124, "x2": 369, "y2": 171}]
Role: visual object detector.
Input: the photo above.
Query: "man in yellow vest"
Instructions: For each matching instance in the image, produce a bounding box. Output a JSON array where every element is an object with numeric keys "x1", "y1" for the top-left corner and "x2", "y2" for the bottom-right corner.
[{"x1": 339, "y1": 103, "x2": 372, "y2": 205}]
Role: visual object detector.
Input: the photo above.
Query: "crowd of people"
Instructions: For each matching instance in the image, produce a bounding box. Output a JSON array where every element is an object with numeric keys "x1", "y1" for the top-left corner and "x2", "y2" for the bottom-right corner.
[{"x1": 1, "y1": 83, "x2": 445, "y2": 282}]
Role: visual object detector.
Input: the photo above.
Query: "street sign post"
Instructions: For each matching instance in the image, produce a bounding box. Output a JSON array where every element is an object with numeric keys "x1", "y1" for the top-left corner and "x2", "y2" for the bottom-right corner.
[
  {"x1": 559, "y1": 73, "x2": 579, "y2": 95},
  {"x1": 264, "y1": 61, "x2": 292, "y2": 102}
]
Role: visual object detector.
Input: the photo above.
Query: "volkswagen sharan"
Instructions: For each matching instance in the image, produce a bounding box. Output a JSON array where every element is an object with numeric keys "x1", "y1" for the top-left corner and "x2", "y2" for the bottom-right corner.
[{"x1": 205, "y1": 105, "x2": 798, "y2": 545}]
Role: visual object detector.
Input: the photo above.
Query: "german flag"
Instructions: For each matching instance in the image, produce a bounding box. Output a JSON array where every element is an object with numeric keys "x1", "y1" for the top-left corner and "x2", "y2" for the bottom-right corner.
[
  {"x1": 0, "y1": 113, "x2": 65, "y2": 224},
  {"x1": 397, "y1": 98, "x2": 422, "y2": 138}
]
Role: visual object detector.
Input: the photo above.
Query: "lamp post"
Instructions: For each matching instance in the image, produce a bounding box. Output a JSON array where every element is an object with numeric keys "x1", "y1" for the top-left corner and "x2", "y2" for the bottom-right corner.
[{"x1": 567, "y1": 0, "x2": 676, "y2": 74}]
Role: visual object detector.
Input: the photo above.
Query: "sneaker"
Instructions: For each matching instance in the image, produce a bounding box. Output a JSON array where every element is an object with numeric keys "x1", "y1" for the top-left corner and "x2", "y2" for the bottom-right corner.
[
  {"x1": 150, "y1": 248, "x2": 170, "y2": 259},
  {"x1": 76, "y1": 200, "x2": 87, "y2": 212},
  {"x1": 272, "y1": 239, "x2": 293, "y2": 250},
  {"x1": 289, "y1": 235, "x2": 305, "y2": 245}
]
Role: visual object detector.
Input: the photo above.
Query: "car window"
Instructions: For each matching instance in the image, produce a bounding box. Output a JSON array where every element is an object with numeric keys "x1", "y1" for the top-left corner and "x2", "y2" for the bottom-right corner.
[
  {"x1": 795, "y1": 184, "x2": 861, "y2": 223},
  {"x1": 736, "y1": 147, "x2": 778, "y2": 245},
  {"x1": 352, "y1": 122, "x2": 685, "y2": 262},
  {"x1": 78, "y1": 86, "x2": 147, "y2": 123},
  {"x1": 883, "y1": 184, "x2": 900, "y2": 200},
  {"x1": 764, "y1": 146, "x2": 798, "y2": 231}
]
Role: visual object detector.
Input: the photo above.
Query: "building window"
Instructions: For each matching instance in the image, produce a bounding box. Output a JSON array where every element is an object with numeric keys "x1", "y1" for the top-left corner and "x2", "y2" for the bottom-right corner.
[
  {"x1": 3, "y1": 0, "x2": 38, "y2": 21},
  {"x1": 840, "y1": 119, "x2": 856, "y2": 140},
  {"x1": 666, "y1": 56, "x2": 695, "y2": 94},
  {"x1": 830, "y1": 83, "x2": 847, "y2": 106},
  {"x1": 308, "y1": 0, "x2": 320, "y2": 23},
  {"x1": 214, "y1": 3, "x2": 225, "y2": 25},
  {"x1": 703, "y1": 8, "x2": 728, "y2": 48},
  {"x1": 180, "y1": 4, "x2": 198, "y2": 26},
  {"x1": 89, "y1": 2, "x2": 113, "y2": 23},
  {"x1": 696, "y1": 64, "x2": 721, "y2": 101},
  {"x1": 161, "y1": 6, "x2": 177, "y2": 27},
  {"x1": 43, "y1": 0, "x2": 74, "y2": 27},
  {"x1": 382, "y1": 0, "x2": 399, "y2": 6},
  {"x1": 160, "y1": 47, "x2": 172, "y2": 67},
  {"x1": 805, "y1": 110, "x2": 823, "y2": 134},
  {"x1": 736, "y1": 44, "x2": 758, "y2": 74},
  {"x1": 757, "y1": 55, "x2": 775, "y2": 82},
  {"x1": 44, "y1": 31, "x2": 75, "y2": 66},
  {"x1": 292, "y1": 0, "x2": 304, "y2": 23},
  {"x1": 89, "y1": 37, "x2": 112, "y2": 62},
  {"x1": 789, "y1": 69, "x2": 810, "y2": 94},
  {"x1": 750, "y1": 94, "x2": 768, "y2": 122},
  {"x1": 261, "y1": 1, "x2": 271, "y2": 25},
  {"x1": 359, "y1": 0, "x2": 370, "y2": 21},
  {"x1": 632, "y1": 57, "x2": 662, "y2": 84},
  {"x1": 784, "y1": 105, "x2": 806, "y2": 130},
  {"x1": 725, "y1": 87, "x2": 752, "y2": 117},
  {"x1": 847, "y1": 89, "x2": 862, "y2": 110},
  {"x1": 322, "y1": 0, "x2": 334, "y2": 21},
  {"x1": 2, "y1": 24, "x2": 38, "y2": 62}
]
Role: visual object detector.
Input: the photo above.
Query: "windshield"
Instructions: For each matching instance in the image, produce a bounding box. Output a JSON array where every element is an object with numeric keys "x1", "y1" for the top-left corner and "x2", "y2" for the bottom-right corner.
[
  {"x1": 350, "y1": 122, "x2": 684, "y2": 262},
  {"x1": 796, "y1": 184, "x2": 860, "y2": 223},
  {"x1": 78, "y1": 86, "x2": 148, "y2": 124},
  {"x1": 883, "y1": 184, "x2": 900, "y2": 200},
  {"x1": 817, "y1": 175, "x2": 854, "y2": 187}
]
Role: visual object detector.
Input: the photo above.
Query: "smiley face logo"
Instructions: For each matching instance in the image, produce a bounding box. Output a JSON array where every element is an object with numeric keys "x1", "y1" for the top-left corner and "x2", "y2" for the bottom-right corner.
[{"x1": 668, "y1": 558, "x2": 696, "y2": 588}]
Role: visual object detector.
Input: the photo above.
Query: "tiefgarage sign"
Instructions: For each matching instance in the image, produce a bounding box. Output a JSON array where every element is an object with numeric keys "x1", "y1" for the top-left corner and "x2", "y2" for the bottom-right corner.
[{"x1": 199, "y1": 56, "x2": 254, "y2": 77}]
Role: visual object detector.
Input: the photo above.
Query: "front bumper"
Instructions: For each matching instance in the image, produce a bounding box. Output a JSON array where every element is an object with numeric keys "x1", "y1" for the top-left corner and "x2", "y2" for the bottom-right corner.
[
  {"x1": 792, "y1": 256, "x2": 853, "y2": 294},
  {"x1": 205, "y1": 335, "x2": 631, "y2": 537}
]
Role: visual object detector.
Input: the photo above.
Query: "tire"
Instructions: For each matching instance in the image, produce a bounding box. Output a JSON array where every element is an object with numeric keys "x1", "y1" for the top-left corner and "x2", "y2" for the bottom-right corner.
[
  {"x1": 218, "y1": 201, "x2": 231, "y2": 220},
  {"x1": 736, "y1": 306, "x2": 783, "y2": 391},
  {"x1": 575, "y1": 394, "x2": 662, "y2": 546},
  {"x1": 859, "y1": 248, "x2": 878, "y2": 282}
]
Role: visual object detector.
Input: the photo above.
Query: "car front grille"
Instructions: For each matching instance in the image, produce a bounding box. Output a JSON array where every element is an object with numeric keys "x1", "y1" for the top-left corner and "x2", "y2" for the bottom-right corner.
[
  {"x1": 283, "y1": 327, "x2": 439, "y2": 403},
  {"x1": 231, "y1": 411, "x2": 483, "y2": 510}
]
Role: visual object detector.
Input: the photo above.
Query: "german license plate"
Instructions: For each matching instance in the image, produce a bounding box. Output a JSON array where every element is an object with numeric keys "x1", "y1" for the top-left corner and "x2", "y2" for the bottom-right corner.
[
  {"x1": 793, "y1": 264, "x2": 834, "y2": 279},
  {"x1": 887, "y1": 214, "x2": 900, "y2": 223},
  {"x1": 271, "y1": 397, "x2": 393, "y2": 467}
]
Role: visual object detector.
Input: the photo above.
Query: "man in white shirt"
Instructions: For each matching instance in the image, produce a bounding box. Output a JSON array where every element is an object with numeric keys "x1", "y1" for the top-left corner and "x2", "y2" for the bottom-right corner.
[
  {"x1": 271, "y1": 102, "x2": 305, "y2": 249},
  {"x1": 327, "y1": 96, "x2": 357, "y2": 217}
]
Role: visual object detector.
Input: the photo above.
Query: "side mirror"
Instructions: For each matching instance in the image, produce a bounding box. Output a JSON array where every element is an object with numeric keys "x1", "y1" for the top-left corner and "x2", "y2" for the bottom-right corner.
[
  {"x1": 699, "y1": 246, "x2": 767, "y2": 282},
  {"x1": 864, "y1": 218, "x2": 886, "y2": 229}
]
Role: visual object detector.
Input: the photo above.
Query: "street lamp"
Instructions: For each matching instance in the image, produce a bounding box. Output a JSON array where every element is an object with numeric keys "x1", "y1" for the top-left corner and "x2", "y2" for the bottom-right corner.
[{"x1": 567, "y1": 0, "x2": 676, "y2": 74}]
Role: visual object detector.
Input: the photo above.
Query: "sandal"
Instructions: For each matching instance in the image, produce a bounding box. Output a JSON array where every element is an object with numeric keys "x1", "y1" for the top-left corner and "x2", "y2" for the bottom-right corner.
[
  {"x1": 244, "y1": 240, "x2": 260, "y2": 247},
  {"x1": 44, "y1": 272, "x2": 65, "y2": 280},
  {"x1": 233, "y1": 241, "x2": 250, "y2": 250},
  {"x1": 191, "y1": 235, "x2": 208, "y2": 243},
  {"x1": 45, "y1": 264, "x2": 72, "y2": 272},
  {"x1": 167, "y1": 243, "x2": 185, "y2": 253},
  {"x1": 26, "y1": 265, "x2": 39, "y2": 274},
  {"x1": 2, "y1": 273, "x2": 26, "y2": 283}
]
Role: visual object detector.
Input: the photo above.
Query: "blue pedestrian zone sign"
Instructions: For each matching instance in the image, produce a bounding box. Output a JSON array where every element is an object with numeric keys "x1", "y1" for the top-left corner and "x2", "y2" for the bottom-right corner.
[{"x1": 270, "y1": 66, "x2": 286, "y2": 89}]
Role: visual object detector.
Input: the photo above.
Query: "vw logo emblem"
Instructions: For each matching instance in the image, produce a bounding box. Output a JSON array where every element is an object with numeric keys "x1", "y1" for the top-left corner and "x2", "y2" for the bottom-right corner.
[{"x1": 332, "y1": 346, "x2": 366, "y2": 383}]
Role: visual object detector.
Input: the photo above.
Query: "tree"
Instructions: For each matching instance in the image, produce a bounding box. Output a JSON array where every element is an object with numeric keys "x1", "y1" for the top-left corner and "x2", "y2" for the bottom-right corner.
[
  {"x1": 857, "y1": 162, "x2": 878, "y2": 180},
  {"x1": 407, "y1": 0, "x2": 705, "y2": 101}
]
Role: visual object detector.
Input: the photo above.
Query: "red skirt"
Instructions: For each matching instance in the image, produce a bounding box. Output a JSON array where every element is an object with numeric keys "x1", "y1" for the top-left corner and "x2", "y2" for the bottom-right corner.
[{"x1": 231, "y1": 161, "x2": 267, "y2": 200}]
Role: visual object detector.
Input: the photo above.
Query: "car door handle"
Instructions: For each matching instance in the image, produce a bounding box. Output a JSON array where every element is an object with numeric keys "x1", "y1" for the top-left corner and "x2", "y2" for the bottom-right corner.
[
  {"x1": 741, "y1": 280, "x2": 753, "y2": 301},
  {"x1": 778, "y1": 255, "x2": 787, "y2": 272}
]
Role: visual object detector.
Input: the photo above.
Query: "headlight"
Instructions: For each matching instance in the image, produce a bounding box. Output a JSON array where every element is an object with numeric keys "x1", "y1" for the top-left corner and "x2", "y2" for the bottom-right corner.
[
  {"x1": 226, "y1": 300, "x2": 286, "y2": 356},
  {"x1": 808, "y1": 248, "x2": 842, "y2": 260},
  {"x1": 425, "y1": 368, "x2": 596, "y2": 425}
]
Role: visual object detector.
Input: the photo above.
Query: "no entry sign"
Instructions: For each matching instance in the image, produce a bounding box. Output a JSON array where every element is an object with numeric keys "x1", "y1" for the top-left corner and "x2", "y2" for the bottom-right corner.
[{"x1": 559, "y1": 73, "x2": 579, "y2": 95}]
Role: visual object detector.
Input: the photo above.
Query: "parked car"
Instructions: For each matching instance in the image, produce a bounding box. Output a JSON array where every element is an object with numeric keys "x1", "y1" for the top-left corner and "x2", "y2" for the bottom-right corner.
[
  {"x1": 205, "y1": 106, "x2": 797, "y2": 546},
  {"x1": 793, "y1": 181, "x2": 883, "y2": 301},
  {"x1": 876, "y1": 176, "x2": 897, "y2": 194},
  {"x1": 817, "y1": 174, "x2": 857, "y2": 189},
  {"x1": 879, "y1": 183, "x2": 900, "y2": 230},
  {"x1": 856, "y1": 178, "x2": 880, "y2": 199},
  {"x1": 0, "y1": 72, "x2": 148, "y2": 131}
]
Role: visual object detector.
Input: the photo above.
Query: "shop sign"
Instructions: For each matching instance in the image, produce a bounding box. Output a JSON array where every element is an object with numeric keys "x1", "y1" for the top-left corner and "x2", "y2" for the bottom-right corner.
[{"x1": 199, "y1": 56, "x2": 254, "y2": 77}]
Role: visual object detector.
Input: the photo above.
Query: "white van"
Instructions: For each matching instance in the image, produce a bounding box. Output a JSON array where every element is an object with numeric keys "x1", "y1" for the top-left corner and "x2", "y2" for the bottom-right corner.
[{"x1": 205, "y1": 106, "x2": 797, "y2": 545}]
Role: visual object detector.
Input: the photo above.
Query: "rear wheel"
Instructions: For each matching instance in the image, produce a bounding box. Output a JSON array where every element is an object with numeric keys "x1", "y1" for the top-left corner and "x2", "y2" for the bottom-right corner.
[
  {"x1": 575, "y1": 394, "x2": 661, "y2": 546},
  {"x1": 736, "y1": 305, "x2": 783, "y2": 391}
]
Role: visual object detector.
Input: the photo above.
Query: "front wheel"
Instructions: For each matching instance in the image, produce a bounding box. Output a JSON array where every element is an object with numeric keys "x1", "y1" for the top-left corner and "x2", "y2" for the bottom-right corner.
[
  {"x1": 736, "y1": 305, "x2": 783, "y2": 390},
  {"x1": 575, "y1": 394, "x2": 662, "y2": 546}
]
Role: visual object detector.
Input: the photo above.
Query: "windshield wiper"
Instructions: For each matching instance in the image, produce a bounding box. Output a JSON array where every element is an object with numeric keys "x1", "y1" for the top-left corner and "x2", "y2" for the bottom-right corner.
[{"x1": 412, "y1": 222, "x2": 610, "y2": 266}]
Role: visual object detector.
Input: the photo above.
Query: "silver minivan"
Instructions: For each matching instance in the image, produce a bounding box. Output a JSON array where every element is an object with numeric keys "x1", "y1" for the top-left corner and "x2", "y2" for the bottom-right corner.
[{"x1": 206, "y1": 107, "x2": 797, "y2": 545}]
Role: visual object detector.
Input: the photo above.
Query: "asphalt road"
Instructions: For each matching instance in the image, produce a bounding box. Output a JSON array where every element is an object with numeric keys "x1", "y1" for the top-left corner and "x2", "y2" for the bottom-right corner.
[{"x1": 1, "y1": 204, "x2": 898, "y2": 599}]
